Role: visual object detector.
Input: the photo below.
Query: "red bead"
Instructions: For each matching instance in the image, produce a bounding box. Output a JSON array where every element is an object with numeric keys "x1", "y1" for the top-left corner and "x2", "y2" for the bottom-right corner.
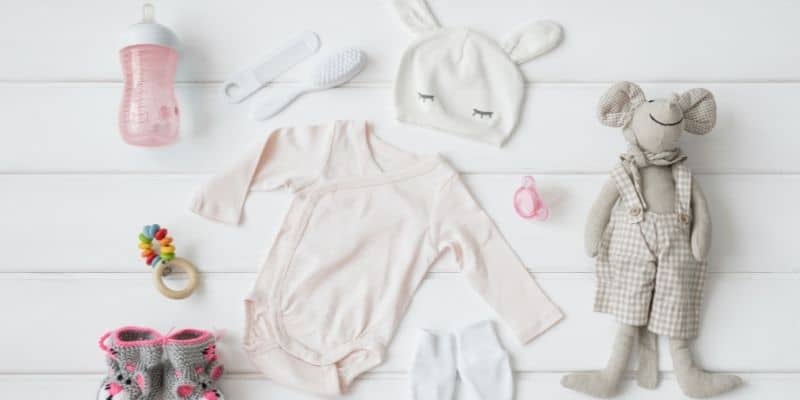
[
  {"x1": 146, "y1": 253, "x2": 156, "y2": 265},
  {"x1": 154, "y1": 228, "x2": 167, "y2": 240}
]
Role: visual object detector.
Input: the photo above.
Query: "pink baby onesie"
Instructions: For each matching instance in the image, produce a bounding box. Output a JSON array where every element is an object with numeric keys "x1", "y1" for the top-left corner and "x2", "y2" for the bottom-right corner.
[{"x1": 190, "y1": 120, "x2": 563, "y2": 395}]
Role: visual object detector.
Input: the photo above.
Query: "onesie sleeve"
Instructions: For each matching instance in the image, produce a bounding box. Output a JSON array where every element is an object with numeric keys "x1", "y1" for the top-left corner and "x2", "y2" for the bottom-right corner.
[
  {"x1": 431, "y1": 174, "x2": 563, "y2": 344},
  {"x1": 189, "y1": 124, "x2": 334, "y2": 224}
]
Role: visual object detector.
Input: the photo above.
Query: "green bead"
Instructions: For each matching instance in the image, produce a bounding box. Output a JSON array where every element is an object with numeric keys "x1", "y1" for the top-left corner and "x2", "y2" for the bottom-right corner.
[
  {"x1": 161, "y1": 253, "x2": 175, "y2": 261},
  {"x1": 138, "y1": 233, "x2": 152, "y2": 243}
]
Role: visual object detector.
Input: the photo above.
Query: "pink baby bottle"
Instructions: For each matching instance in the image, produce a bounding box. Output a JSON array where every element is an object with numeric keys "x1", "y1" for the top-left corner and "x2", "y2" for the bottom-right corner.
[{"x1": 119, "y1": 4, "x2": 180, "y2": 146}]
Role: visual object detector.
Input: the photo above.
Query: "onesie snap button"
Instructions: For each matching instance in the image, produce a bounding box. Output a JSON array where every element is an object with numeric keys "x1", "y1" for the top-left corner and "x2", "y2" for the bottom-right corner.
[
  {"x1": 679, "y1": 213, "x2": 690, "y2": 224},
  {"x1": 630, "y1": 207, "x2": 642, "y2": 216}
]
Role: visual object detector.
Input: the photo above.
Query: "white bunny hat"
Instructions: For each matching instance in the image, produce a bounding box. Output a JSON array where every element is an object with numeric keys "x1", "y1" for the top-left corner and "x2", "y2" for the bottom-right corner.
[{"x1": 392, "y1": 0, "x2": 563, "y2": 146}]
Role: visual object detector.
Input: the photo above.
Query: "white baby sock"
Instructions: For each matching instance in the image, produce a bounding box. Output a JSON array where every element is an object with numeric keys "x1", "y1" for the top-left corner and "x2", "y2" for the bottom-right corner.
[
  {"x1": 411, "y1": 329, "x2": 457, "y2": 400},
  {"x1": 411, "y1": 321, "x2": 513, "y2": 400},
  {"x1": 456, "y1": 320, "x2": 513, "y2": 400}
]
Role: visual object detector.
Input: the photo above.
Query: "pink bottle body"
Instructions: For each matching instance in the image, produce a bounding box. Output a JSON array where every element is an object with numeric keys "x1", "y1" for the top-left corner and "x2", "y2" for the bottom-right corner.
[{"x1": 119, "y1": 44, "x2": 179, "y2": 146}]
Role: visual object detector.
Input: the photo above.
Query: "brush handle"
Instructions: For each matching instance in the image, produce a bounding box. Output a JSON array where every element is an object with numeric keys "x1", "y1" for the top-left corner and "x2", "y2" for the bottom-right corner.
[{"x1": 250, "y1": 87, "x2": 308, "y2": 121}]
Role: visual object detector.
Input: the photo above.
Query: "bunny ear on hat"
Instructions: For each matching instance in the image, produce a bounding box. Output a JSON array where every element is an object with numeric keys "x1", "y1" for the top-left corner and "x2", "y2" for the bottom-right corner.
[
  {"x1": 391, "y1": 0, "x2": 441, "y2": 35},
  {"x1": 502, "y1": 20, "x2": 563, "y2": 64}
]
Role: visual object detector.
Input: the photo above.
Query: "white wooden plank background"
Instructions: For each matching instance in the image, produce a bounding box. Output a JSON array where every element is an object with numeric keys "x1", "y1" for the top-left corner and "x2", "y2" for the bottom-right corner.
[
  {"x1": 6, "y1": 373, "x2": 800, "y2": 400},
  {"x1": 2, "y1": 83, "x2": 799, "y2": 173},
  {"x1": 3, "y1": 273, "x2": 798, "y2": 373},
  {"x1": 1, "y1": 174, "x2": 796, "y2": 273},
  {"x1": 2, "y1": 0, "x2": 798, "y2": 82},
  {"x1": 1, "y1": 0, "x2": 798, "y2": 398}
]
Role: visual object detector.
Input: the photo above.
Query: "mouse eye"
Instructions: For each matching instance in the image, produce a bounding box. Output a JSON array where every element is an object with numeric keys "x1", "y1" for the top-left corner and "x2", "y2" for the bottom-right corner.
[
  {"x1": 417, "y1": 92, "x2": 435, "y2": 103},
  {"x1": 648, "y1": 100, "x2": 655, "y2": 103},
  {"x1": 472, "y1": 108, "x2": 493, "y2": 119}
]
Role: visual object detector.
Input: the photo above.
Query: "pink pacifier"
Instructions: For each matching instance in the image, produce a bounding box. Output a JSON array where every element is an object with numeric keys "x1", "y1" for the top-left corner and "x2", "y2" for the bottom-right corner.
[{"x1": 514, "y1": 176, "x2": 549, "y2": 220}]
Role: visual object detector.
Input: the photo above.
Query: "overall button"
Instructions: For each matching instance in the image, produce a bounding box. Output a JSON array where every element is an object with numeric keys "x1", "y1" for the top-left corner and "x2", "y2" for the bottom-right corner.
[
  {"x1": 630, "y1": 207, "x2": 642, "y2": 216},
  {"x1": 678, "y1": 213, "x2": 691, "y2": 224}
]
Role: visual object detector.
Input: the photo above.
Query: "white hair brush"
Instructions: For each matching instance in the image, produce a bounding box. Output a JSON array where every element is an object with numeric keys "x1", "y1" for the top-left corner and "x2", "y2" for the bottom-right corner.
[{"x1": 250, "y1": 48, "x2": 366, "y2": 120}]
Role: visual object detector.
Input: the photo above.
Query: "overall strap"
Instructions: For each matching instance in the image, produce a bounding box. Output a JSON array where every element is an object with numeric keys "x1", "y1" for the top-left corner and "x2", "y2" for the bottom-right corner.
[
  {"x1": 611, "y1": 164, "x2": 645, "y2": 222},
  {"x1": 672, "y1": 163, "x2": 693, "y2": 223}
]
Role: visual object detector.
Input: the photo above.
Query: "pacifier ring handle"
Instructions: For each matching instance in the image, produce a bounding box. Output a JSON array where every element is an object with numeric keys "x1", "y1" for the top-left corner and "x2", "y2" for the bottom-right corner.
[
  {"x1": 521, "y1": 175, "x2": 536, "y2": 187},
  {"x1": 153, "y1": 257, "x2": 199, "y2": 300}
]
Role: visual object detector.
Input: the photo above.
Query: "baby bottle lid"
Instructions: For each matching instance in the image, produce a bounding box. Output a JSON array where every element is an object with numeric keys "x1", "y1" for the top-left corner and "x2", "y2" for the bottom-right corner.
[{"x1": 120, "y1": 3, "x2": 179, "y2": 50}]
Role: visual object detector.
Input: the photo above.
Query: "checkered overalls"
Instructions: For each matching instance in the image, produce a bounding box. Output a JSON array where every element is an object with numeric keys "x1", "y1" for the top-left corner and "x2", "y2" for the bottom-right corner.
[{"x1": 594, "y1": 162, "x2": 706, "y2": 339}]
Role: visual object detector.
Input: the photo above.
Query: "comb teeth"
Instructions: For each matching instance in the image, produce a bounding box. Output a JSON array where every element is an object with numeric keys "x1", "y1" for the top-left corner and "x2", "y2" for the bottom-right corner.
[{"x1": 311, "y1": 48, "x2": 365, "y2": 88}]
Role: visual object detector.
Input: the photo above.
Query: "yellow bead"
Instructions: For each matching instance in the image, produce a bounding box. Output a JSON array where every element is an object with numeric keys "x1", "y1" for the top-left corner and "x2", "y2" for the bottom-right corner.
[
  {"x1": 161, "y1": 245, "x2": 175, "y2": 253},
  {"x1": 138, "y1": 242, "x2": 152, "y2": 250}
]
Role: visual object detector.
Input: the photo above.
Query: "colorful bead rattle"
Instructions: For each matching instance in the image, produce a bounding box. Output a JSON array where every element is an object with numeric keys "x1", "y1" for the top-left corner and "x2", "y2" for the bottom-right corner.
[
  {"x1": 138, "y1": 224, "x2": 199, "y2": 300},
  {"x1": 139, "y1": 224, "x2": 175, "y2": 269}
]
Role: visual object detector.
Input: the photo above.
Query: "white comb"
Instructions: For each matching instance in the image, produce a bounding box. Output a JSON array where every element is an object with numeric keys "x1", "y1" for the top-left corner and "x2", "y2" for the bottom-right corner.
[
  {"x1": 223, "y1": 31, "x2": 321, "y2": 104},
  {"x1": 250, "y1": 48, "x2": 366, "y2": 120}
]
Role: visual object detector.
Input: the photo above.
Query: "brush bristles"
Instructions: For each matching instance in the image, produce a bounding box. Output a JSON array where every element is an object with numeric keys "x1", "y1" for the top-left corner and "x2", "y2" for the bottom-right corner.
[{"x1": 312, "y1": 48, "x2": 365, "y2": 88}]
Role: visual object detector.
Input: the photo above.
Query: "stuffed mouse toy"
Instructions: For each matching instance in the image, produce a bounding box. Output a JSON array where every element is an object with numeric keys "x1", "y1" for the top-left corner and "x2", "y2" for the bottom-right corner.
[{"x1": 561, "y1": 82, "x2": 742, "y2": 398}]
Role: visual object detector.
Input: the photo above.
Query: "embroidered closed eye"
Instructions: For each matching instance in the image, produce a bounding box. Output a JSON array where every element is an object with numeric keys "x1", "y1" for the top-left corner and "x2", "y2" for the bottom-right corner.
[
  {"x1": 472, "y1": 108, "x2": 493, "y2": 119},
  {"x1": 417, "y1": 92, "x2": 435, "y2": 102}
]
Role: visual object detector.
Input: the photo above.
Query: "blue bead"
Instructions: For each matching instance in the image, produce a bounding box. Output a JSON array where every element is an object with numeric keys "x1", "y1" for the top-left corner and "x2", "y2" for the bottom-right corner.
[
  {"x1": 144, "y1": 224, "x2": 160, "y2": 239},
  {"x1": 151, "y1": 256, "x2": 162, "y2": 267}
]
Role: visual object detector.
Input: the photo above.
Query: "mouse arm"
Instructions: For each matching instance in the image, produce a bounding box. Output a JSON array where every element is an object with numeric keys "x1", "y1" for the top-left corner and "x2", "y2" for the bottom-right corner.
[
  {"x1": 585, "y1": 177, "x2": 620, "y2": 257},
  {"x1": 690, "y1": 180, "x2": 712, "y2": 261}
]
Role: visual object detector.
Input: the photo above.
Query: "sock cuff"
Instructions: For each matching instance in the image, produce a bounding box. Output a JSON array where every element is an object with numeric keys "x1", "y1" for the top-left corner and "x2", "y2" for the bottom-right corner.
[
  {"x1": 413, "y1": 329, "x2": 456, "y2": 366},
  {"x1": 457, "y1": 320, "x2": 503, "y2": 351}
]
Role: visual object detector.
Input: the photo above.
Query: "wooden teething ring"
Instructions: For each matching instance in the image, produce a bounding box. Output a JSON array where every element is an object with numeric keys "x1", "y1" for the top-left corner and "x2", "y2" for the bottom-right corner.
[
  {"x1": 153, "y1": 257, "x2": 199, "y2": 300},
  {"x1": 138, "y1": 224, "x2": 199, "y2": 300}
]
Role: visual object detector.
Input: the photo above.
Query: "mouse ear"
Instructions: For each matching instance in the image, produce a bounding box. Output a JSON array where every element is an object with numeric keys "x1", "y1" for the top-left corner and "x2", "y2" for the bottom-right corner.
[
  {"x1": 679, "y1": 88, "x2": 716, "y2": 135},
  {"x1": 391, "y1": 0, "x2": 441, "y2": 35},
  {"x1": 597, "y1": 81, "x2": 646, "y2": 127},
  {"x1": 502, "y1": 21, "x2": 563, "y2": 64}
]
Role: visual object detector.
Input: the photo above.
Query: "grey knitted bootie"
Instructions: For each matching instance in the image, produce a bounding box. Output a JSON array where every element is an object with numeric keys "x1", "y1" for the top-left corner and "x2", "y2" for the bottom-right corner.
[
  {"x1": 97, "y1": 326, "x2": 164, "y2": 400},
  {"x1": 164, "y1": 329, "x2": 225, "y2": 400}
]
